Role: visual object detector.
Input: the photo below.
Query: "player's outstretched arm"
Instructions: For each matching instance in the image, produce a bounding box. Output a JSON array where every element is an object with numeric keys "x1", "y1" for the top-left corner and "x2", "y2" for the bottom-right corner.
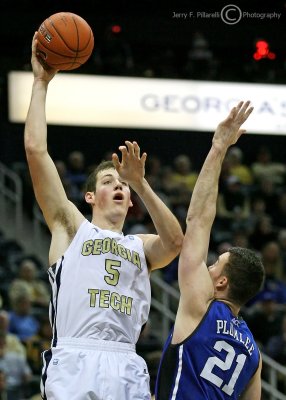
[
  {"x1": 24, "y1": 33, "x2": 83, "y2": 233},
  {"x1": 112, "y1": 141, "x2": 183, "y2": 270},
  {"x1": 178, "y1": 101, "x2": 253, "y2": 315}
]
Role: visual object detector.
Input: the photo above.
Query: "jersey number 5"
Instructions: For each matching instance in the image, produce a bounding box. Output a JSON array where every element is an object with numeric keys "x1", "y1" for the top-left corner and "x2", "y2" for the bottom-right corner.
[
  {"x1": 104, "y1": 259, "x2": 121, "y2": 286},
  {"x1": 200, "y1": 340, "x2": 247, "y2": 395}
]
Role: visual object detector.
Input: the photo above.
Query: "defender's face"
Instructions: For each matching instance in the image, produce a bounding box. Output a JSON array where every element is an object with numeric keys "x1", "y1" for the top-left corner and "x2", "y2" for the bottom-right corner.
[
  {"x1": 208, "y1": 252, "x2": 230, "y2": 284},
  {"x1": 94, "y1": 168, "x2": 132, "y2": 211}
]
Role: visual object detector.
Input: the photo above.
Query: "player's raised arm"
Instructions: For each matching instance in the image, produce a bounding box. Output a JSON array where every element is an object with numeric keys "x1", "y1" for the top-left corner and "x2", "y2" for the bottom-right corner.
[
  {"x1": 24, "y1": 33, "x2": 82, "y2": 233},
  {"x1": 156, "y1": 101, "x2": 263, "y2": 400},
  {"x1": 178, "y1": 101, "x2": 254, "y2": 314},
  {"x1": 112, "y1": 141, "x2": 183, "y2": 270}
]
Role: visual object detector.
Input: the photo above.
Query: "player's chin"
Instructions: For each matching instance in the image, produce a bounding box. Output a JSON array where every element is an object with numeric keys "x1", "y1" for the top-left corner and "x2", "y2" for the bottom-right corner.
[
  {"x1": 110, "y1": 207, "x2": 128, "y2": 221},
  {"x1": 110, "y1": 200, "x2": 128, "y2": 213}
]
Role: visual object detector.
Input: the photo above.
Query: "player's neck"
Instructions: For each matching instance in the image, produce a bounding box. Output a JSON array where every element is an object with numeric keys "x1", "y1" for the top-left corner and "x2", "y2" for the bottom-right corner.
[
  {"x1": 218, "y1": 299, "x2": 240, "y2": 317},
  {"x1": 91, "y1": 215, "x2": 124, "y2": 233}
]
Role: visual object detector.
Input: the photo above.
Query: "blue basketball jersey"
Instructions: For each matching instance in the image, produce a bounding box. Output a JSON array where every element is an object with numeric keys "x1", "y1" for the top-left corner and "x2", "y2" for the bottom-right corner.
[{"x1": 155, "y1": 300, "x2": 260, "y2": 399}]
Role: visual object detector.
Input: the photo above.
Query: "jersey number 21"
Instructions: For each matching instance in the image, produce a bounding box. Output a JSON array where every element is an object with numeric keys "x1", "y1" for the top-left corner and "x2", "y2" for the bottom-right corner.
[{"x1": 200, "y1": 340, "x2": 247, "y2": 395}]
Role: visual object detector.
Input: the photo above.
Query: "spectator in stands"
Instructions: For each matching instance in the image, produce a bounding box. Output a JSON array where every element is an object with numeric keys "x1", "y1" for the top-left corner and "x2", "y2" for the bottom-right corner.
[
  {"x1": 231, "y1": 230, "x2": 250, "y2": 248},
  {"x1": 248, "y1": 215, "x2": 277, "y2": 251},
  {"x1": 246, "y1": 197, "x2": 268, "y2": 234},
  {"x1": 227, "y1": 146, "x2": 254, "y2": 187},
  {"x1": 124, "y1": 191, "x2": 148, "y2": 231},
  {"x1": 261, "y1": 241, "x2": 285, "y2": 283},
  {"x1": 247, "y1": 240, "x2": 286, "y2": 308},
  {"x1": 166, "y1": 155, "x2": 198, "y2": 220},
  {"x1": 265, "y1": 312, "x2": 286, "y2": 365},
  {"x1": 145, "y1": 155, "x2": 164, "y2": 194},
  {"x1": 8, "y1": 294, "x2": 39, "y2": 343},
  {"x1": 66, "y1": 150, "x2": 88, "y2": 207},
  {"x1": 251, "y1": 177, "x2": 280, "y2": 219},
  {"x1": 54, "y1": 160, "x2": 78, "y2": 203},
  {"x1": 243, "y1": 291, "x2": 284, "y2": 349},
  {"x1": 251, "y1": 146, "x2": 286, "y2": 186},
  {"x1": 183, "y1": 31, "x2": 216, "y2": 80},
  {"x1": 216, "y1": 175, "x2": 250, "y2": 232},
  {"x1": 8, "y1": 258, "x2": 50, "y2": 311},
  {"x1": 0, "y1": 368, "x2": 7, "y2": 400},
  {"x1": 0, "y1": 311, "x2": 25, "y2": 358},
  {"x1": 170, "y1": 154, "x2": 198, "y2": 193},
  {"x1": 218, "y1": 156, "x2": 232, "y2": 191},
  {"x1": 0, "y1": 330, "x2": 32, "y2": 400},
  {"x1": 264, "y1": 313, "x2": 286, "y2": 393},
  {"x1": 25, "y1": 315, "x2": 52, "y2": 375},
  {"x1": 271, "y1": 192, "x2": 286, "y2": 230}
]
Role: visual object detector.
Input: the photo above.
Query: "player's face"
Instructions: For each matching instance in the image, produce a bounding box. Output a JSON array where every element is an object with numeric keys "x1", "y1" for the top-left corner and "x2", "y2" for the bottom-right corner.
[
  {"x1": 94, "y1": 168, "x2": 132, "y2": 212},
  {"x1": 208, "y1": 252, "x2": 230, "y2": 285}
]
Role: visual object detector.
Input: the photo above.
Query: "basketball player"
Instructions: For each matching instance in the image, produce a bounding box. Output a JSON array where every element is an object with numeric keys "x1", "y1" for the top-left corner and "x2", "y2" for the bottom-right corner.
[
  {"x1": 155, "y1": 101, "x2": 265, "y2": 400},
  {"x1": 25, "y1": 33, "x2": 183, "y2": 400}
]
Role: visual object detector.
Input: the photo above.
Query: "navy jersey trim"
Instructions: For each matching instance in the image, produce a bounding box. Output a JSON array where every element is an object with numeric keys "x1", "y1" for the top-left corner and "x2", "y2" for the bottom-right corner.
[
  {"x1": 156, "y1": 341, "x2": 182, "y2": 399},
  {"x1": 171, "y1": 300, "x2": 215, "y2": 347},
  {"x1": 51, "y1": 256, "x2": 63, "y2": 347},
  {"x1": 41, "y1": 348, "x2": 53, "y2": 400}
]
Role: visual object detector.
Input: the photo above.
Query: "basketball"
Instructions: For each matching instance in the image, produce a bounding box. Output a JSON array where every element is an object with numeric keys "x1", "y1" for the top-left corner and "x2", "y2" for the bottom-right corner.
[{"x1": 37, "y1": 12, "x2": 94, "y2": 70}]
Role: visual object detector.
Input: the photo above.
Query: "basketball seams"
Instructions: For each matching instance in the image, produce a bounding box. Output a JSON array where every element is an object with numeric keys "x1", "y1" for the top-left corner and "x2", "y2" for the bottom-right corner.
[
  {"x1": 37, "y1": 37, "x2": 90, "y2": 59},
  {"x1": 78, "y1": 28, "x2": 93, "y2": 52},
  {"x1": 70, "y1": 15, "x2": 80, "y2": 70},
  {"x1": 48, "y1": 16, "x2": 78, "y2": 53},
  {"x1": 72, "y1": 16, "x2": 94, "y2": 51},
  {"x1": 84, "y1": 30, "x2": 93, "y2": 52}
]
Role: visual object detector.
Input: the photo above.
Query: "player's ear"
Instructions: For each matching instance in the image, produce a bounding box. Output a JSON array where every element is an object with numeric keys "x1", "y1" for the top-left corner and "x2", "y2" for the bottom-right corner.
[
  {"x1": 85, "y1": 191, "x2": 95, "y2": 204},
  {"x1": 129, "y1": 199, "x2": 133, "y2": 208},
  {"x1": 217, "y1": 276, "x2": 228, "y2": 288}
]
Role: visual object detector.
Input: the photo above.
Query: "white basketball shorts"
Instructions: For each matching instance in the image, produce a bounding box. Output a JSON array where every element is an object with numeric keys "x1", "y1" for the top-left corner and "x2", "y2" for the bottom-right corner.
[{"x1": 41, "y1": 338, "x2": 151, "y2": 400}]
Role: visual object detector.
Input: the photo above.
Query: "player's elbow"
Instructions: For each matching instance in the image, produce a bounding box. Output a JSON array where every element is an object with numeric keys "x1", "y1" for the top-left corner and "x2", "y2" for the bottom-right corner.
[
  {"x1": 24, "y1": 134, "x2": 47, "y2": 156},
  {"x1": 170, "y1": 231, "x2": 184, "y2": 256}
]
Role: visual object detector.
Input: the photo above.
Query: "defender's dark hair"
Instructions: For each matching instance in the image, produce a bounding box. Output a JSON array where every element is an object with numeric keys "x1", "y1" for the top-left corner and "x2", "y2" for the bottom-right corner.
[
  {"x1": 85, "y1": 161, "x2": 115, "y2": 192},
  {"x1": 223, "y1": 247, "x2": 265, "y2": 306}
]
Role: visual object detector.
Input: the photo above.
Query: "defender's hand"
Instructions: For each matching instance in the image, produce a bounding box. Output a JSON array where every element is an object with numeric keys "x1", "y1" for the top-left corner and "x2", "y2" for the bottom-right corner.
[{"x1": 213, "y1": 101, "x2": 254, "y2": 150}]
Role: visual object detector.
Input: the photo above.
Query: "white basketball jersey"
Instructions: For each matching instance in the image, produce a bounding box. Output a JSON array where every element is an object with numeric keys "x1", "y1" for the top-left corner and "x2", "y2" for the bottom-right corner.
[{"x1": 48, "y1": 220, "x2": 151, "y2": 345}]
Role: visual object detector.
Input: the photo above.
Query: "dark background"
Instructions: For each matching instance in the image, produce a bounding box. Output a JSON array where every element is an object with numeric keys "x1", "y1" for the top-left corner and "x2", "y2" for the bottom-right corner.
[{"x1": 1, "y1": 0, "x2": 286, "y2": 169}]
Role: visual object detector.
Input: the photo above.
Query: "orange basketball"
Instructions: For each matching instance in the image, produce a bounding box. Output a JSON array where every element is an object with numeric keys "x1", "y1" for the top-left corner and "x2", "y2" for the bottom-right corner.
[{"x1": 37, "y1": 12, "x2": 94, "y2": 70}]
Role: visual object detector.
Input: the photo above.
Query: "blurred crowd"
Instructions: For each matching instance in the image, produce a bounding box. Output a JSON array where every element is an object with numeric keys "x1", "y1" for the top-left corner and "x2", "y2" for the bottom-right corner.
[
  {"x1": 89, "y1": 29, "x2": 286, "y2": 84},
  {"x1": 79, "y1": 27, "x2": 285, "y2": 85},
  {"x1": 17, "y1": 28, "x2": 286, "y2": 85}
]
